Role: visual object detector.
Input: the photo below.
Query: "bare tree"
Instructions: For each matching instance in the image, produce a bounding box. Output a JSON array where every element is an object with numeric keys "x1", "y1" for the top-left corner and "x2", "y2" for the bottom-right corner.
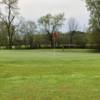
[
  {"x1": 17, "y1": 18, "x2": 37, "y2": 48},
  {"x1": 38, "y1": 13, "x2": 65, "y2": 47},
  {"x1": 0, "y1": 0, "x2": 19, "y2": 49},
  {"x1": 68, "y1": 17, "x2": 79, "y2": 47}
]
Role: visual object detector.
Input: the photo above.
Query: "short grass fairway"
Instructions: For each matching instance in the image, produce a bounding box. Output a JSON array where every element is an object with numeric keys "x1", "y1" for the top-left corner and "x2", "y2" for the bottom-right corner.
[{"x1": 0, "y1": 49, "x2": 100, "y2": 100}]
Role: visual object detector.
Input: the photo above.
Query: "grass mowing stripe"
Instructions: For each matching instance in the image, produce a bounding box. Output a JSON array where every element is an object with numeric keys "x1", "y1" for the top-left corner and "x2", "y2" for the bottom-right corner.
[{"x1": 0, "y1": 49, "x2": 100, "y2": 100}]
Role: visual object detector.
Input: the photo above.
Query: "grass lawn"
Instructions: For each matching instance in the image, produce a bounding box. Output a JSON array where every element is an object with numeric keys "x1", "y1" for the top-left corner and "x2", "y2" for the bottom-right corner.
[{"x1": 0, "y1": 49, "x2": 100, "y2": 100}]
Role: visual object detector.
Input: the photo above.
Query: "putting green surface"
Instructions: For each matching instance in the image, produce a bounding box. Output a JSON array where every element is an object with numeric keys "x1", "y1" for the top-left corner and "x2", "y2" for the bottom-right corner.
[{"x1": 0, "y1": 49, "x2": 100, "y2": 100}]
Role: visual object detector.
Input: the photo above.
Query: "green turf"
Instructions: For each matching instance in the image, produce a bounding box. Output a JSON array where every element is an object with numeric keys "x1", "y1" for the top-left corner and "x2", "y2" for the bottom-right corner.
[{"x1": 0, "y1": 49, "x2": 100, "y2": 100}]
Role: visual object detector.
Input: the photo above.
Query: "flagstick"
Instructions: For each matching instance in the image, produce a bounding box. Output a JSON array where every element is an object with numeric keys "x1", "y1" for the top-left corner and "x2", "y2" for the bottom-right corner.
[
  {"x1": 52, "y1": 32, "x2": 59, "y2": 56},
  {"x1": 53, "y1": 37, "x2": 56, "y2": 56}
]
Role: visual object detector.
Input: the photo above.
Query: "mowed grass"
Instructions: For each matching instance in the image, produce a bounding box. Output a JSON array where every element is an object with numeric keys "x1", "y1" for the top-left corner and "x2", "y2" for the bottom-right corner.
[{"x1": 0, "y1": 49, "x2": 100, "y2": 100}]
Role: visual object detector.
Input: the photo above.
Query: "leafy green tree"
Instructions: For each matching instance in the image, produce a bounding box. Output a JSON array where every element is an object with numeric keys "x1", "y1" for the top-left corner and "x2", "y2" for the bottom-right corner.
[
  {"x1": 72, "y1": 32, "x2": 87, "y2": 48},
  {"x1": 85, "y1": 0, "x2": 100, "y2": 49},
  {"x1": 0, "y1": 21, "x2": 8, "y2": 48}
]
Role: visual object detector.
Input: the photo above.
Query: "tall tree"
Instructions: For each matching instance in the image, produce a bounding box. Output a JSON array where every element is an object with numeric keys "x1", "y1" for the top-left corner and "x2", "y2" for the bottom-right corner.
[
  {"x1": 0, "y1": 21, "x2": 8, "y2": 47},
  {"x1": 0, "y1": 0, "x2": 19, "y2": 49},
  {"x1": 17, "y1": 19, "x2": 37, "y2": 48},
  {"x1": 68, "y1": 17, "x2": 79, "y2": 47},
  {"x1": 85, "y1": 0, "x2": 100, "y2": 49},
  {"x1": 85, "y1": 0, "x2": 100, "y2": 31},
  {"x1": 38, "y1": 13, "x2": 65, "y2": 47}
]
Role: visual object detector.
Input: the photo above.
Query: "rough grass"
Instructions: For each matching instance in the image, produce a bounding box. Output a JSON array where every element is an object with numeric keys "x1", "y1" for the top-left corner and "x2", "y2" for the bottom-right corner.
[{"x1": 0, "y1": 49, "x2": 100, "y2": 100}]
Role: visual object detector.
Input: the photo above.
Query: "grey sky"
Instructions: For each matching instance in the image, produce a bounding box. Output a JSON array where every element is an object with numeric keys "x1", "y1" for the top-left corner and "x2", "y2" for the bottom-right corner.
[{"x1": 18, "y1": 0, "x2": 90, "y2": 31}]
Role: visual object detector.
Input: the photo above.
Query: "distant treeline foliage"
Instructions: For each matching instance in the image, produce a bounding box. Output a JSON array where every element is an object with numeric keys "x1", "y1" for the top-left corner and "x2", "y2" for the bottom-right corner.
[{"x1": 0, "y1": 0, "x2": 100, "y2": 49}]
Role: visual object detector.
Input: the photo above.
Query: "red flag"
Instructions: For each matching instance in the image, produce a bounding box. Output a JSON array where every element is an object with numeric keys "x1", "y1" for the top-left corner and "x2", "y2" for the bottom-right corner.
[{"x1": 52, "y1": 32, "x2": 59, "y2": 41}]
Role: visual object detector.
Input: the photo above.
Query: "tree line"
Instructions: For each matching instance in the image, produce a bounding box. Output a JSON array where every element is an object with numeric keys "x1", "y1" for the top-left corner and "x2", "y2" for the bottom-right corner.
[{"x1": 0, "y1": 0, "x2": 99, "y2": 50}]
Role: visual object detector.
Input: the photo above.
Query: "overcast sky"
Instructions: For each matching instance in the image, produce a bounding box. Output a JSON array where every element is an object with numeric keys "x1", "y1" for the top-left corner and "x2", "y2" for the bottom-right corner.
[{"x1": 18, "y1": 0, "x2": 90, "y2": 31}]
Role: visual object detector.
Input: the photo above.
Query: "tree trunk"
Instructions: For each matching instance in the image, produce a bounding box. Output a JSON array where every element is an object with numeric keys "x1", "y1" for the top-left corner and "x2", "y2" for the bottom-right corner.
[{"x1": 8, "y1": 37, "x2": 13, "y2": 49}]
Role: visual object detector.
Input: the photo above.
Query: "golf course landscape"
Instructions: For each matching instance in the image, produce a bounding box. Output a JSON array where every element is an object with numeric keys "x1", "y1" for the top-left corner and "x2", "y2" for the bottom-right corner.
[
  {"x1": 0, "y1": 0, "x2": 100, "y2": 99},
  {"x1": 0, "y1": 49, "x2": 100, "y2": 100}
]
